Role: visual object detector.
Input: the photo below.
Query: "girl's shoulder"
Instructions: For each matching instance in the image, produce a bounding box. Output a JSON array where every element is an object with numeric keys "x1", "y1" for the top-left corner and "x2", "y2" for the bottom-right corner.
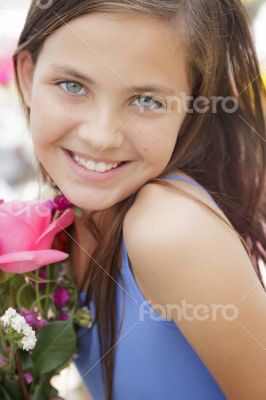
[
  {"x1": 124, "y1": 169, "x2": 232, "y2": 232},
  {"x1": 122, "y1": 168, "x2": 234, "y2": 305},
  {"x1": 122, "y1": 170, "x2": 266, "y2": 398},
  {"x1": 121, "y1": 167, "x2": 257, "y2": 319}
]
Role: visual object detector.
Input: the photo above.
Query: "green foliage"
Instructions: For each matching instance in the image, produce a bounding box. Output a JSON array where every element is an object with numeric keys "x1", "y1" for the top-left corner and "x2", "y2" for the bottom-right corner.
[
  {"x1": 0, "y1": 379, "x2": 22, "y2": 400},
  {"x1": 0, "y1": 272, "x2": 14, "y2": 284},
  {"x1": 16, "y1": 284, "x2": 37, "y2": 309},
  {"x1": 0, "y1": 261, "x2": 91, "y2": 398},
  {"x1": 32, "y1": 320, "x2": 77, "y2": 374},
  {"x1": 30, "y1": 374, "x2": 59, "y2": 400}
]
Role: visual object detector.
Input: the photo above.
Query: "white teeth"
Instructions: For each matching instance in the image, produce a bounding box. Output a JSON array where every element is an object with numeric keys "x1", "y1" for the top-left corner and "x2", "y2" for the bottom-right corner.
[{"x1": 72, "y1": 153, "x2": 119, "y2": 172}]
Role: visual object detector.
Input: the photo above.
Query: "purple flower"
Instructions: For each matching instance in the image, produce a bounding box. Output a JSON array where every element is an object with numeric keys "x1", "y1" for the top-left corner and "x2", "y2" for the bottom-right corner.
[
  {"x1": 20, "y1": 309, "x2": 38, "y2": 327},
  {"x1": 38, "y1": 267, "x2": 47, "y2": 291},
  {"x1": 53, "y1": 287, "x2": 70, "y2": 308},
  {"x1": 0, "y1": 357, "x2": 5, "y2": 367},
  {"x1": 35, "y1": 318, "x2": 48, "y2": 329},
  {"x1": 45, "y1": 194, "x2": 72, "y2": 215},
  {"x1": 58, "y1": 312, "x2": 69, "y2": 321},
  {"x1": 24, "y1": 371, "x2": 33, "y2": 385}
]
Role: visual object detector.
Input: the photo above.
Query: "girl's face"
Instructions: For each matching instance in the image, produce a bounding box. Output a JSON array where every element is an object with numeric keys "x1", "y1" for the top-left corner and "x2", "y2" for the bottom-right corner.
[{"x1": 18, "y1": 12, "x2": 190, "y2": 212}]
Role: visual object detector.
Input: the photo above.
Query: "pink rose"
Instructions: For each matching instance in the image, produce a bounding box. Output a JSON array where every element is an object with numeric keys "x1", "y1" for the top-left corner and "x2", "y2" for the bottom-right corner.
[
  {"x1": 0, "y1": 56, "x2": 14, "y2": 86},
  {"x1": 0, "y1": 199, "x2": 74, "y2": 273}
]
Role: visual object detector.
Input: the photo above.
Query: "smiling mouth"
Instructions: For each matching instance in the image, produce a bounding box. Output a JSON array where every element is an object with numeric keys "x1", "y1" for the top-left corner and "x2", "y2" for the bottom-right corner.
[
  {"x1": 66, "y1": 149, "x2": 129, "y2": 165},
  {"x1": 69, "y1": 150, "x2": 128, "y2": 168},
  {"x1": 64, "y1": 148, "x2": 131, "y2": 175}
]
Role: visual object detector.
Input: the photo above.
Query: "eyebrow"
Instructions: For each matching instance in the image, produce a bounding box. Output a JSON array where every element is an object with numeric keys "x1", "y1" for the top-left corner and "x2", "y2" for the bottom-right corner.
[{"x1": 49, "y1": 63, "x2": 177, "y2": 96}]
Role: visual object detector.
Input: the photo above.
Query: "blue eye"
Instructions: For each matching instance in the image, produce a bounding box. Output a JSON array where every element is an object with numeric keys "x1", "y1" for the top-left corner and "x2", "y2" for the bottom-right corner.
[
  {"x1": 133, "y1": 95, "x2": 165, "y2": 110},
  {"x1": 58, "y1": 81, "x2": 86, "y2": 95},
  {"x1": 56, "y1": 81, "x2": 165, "y2": 110}
]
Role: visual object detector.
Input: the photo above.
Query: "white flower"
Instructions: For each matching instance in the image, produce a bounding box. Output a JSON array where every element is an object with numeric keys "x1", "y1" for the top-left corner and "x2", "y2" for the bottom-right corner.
[
  {"x1": 0, "y1": 307, "x2": 37, "y2": 352},
  {"x1": 22, "y1": 324, "x2": 32, "y2": 336},
  {"x1": 0, "y1": 307, "x2": 17, "y2": 326},
  {"x1": 10, "y1": 314, "x2": 27, "y2": 333},
  {"x1": 21, "y1": 331, "x2": 37, "y2": 351}
]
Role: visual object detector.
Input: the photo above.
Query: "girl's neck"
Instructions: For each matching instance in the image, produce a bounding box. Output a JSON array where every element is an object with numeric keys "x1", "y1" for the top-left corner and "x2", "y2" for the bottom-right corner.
[
  {"x1": 69, "y1": 208, "x2": 109, "y2": 290},
  {"x1": 69, "y1": 204, "x2": 122, "y2": 291}
]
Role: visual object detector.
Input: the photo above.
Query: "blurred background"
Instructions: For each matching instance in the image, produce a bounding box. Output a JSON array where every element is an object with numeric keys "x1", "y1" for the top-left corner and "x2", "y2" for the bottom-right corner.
[{"x1": 0, "y1": 1, "x2": 265, "y2": 399}]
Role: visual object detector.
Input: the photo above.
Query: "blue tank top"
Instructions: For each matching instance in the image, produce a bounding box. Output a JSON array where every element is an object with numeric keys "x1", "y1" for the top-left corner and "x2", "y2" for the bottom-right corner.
[{"x1": 74, "y1": 174, "x2": 226, "y2": 399}]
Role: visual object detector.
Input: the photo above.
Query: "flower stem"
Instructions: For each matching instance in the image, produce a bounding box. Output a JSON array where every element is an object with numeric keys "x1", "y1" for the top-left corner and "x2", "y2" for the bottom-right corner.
[
  {"x1": 14, "y1": 350, "x2": 30, "y2": 400},
  {"x1": 8, "y1": 344, "x2": 16, "y2": 375},
  {"x1": 0, "y1": 324, "x2": 8, "y2": 353},
  {"x1": 44, "y1": 264, "x2": 51, "y2": 317},
  {"x1": 35, "y1": 270, "x2": 43, "y2": 317}
]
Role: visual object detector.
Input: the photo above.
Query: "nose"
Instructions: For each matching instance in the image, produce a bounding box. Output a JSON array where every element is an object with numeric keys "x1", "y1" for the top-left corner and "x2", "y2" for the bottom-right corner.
[{"x1": 77, "y1": 107, "x2": 124, "y2": 152}]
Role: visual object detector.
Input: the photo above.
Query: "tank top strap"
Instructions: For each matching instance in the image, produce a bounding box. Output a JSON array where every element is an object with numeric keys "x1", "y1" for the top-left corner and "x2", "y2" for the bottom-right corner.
[
  {"x1": 128, "y1": 174, "x2": 220, "y2": 209},
  {"x1": 158, "y1": 174, "x2": 220, "y2": 209},
  {"x1": 121, "y1": 173, "x2": 221, "y2": 323}
]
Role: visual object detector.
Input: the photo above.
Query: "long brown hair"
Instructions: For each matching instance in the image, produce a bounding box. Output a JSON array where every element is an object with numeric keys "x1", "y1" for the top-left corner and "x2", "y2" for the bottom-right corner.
[{"x1": 13, "y1": 1, "x2": 266, "y2": 398}]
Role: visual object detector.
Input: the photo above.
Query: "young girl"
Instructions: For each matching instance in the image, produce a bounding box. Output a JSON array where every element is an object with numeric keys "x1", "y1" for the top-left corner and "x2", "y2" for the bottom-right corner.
[{"x1": 13, "y1": 1, "x2": 266, "y2": 399}]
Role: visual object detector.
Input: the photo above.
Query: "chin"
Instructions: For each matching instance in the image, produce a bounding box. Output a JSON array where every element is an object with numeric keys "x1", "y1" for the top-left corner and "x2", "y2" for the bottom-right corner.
[{"x1": 64, "y1": 193, "x2": 114, "y2": 214}]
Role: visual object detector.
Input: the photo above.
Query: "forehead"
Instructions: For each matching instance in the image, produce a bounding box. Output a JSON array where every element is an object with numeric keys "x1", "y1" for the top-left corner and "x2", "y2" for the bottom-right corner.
[{"x1": 35, "y1": 12, "x2": 189, "y2": 93}]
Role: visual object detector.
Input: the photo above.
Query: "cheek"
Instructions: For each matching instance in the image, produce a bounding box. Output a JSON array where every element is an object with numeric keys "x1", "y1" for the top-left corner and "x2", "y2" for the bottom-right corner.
[
  {"x1": 29, "y1": 86, "x2": 75, "y2": 148},
  {"x1": 132, "y1": 117, "x2": 179, "y2": 163}
]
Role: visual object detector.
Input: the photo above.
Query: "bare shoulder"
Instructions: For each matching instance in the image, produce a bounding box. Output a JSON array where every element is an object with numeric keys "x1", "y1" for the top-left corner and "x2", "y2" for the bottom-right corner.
[
  {"x1": 125, "y1": 170, "x2": 233, "y2": 228},
  {"x1": 123, "y1": 173, "x2": 266, "y2": 399},
  {"x1": 123, "y1": 171, "x2": 234, "y2": 249}
]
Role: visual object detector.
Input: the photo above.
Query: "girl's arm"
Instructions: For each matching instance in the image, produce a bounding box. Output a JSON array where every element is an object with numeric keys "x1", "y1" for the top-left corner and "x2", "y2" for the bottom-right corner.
[{"x1": 124, "y1": 184, "x2": 266, "y2": 399}]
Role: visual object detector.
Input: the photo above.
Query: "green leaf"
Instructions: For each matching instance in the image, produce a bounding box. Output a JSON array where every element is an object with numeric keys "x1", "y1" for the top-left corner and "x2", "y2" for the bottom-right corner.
[
  {"x1": 32, "y1": 320, "x2": 77, "y2": 374},
  {"x1": 0, "y1": 271, "x2": 13, "y2": 284},
  {"x1": 31, "y1": 385, "x2": 45, "y2": 400},
  {"x1": 30, "y1": 386, "x2": 46, "y2": 400},
  {"x1": 30, "y1": 374, "x2": 59, "y2": 400},
  {"x1": 9, "y1": 274, "x2": 25, "y2": 288},
  {"x1": 16, "y1": 283, "x2": 36, "y2": 309},
  {"x1": 0, "y1": 386, "x2": 13, "y2": 400},
  {"x1": 19, "y1": 349, "x2": 34, "y2": 371},
  {"x1": 3, "y1": 379, "x2": 23, "y2": 400},
  {"x1": 0, "y1": 289, "x2": 8, "y2": 313},
  {"x1": 45, "y1": 381, "x2": 58, "y2": 398}
]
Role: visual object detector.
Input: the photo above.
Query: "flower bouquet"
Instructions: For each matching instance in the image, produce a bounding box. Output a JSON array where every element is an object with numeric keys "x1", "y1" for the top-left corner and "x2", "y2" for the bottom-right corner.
[{"x1": 0, "y1": 195, "x2": 92, "y2": 400}]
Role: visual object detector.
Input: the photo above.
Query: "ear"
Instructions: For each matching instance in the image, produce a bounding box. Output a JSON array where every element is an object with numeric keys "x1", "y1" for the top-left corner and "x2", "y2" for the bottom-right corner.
[{"x1": 16, "y1": 50, "x2": 35, "y2": 109}]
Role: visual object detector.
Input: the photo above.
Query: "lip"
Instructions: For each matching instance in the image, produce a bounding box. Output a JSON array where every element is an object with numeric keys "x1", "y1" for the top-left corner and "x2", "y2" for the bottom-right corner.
[{"x1": 63, "y1": 149, "x2": 132, "y2": 183}]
